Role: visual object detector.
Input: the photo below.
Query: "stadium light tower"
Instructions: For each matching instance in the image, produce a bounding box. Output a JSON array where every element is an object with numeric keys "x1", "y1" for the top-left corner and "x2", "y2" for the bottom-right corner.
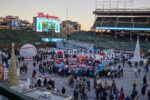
[
  {"x1": 124, "y1": 0, "x2": 126, "y2": 10},
  {"x1": 96, "y1": 0, "x2": 98, "y2": 10},
  {"x1": 131, "y1": 0, "x2": 134, "y2": 10},
  {"x1": 109, "y1": 0, "x2": 111, "y2": 11},
  {"x1": 96, "y1": 0, "x2": 108, "y2": 11},
  {"x1": 117, "y1": 0, "x2": 119, "y2": 11},
  {"x1": 102, "y1": 0, "x2": 104, "y2": 11}
]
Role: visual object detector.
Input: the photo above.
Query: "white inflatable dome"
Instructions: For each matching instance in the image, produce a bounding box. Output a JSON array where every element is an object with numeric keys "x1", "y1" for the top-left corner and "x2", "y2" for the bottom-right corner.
[{"x1": 20, "y1": 44, "x2": 37, "y2": 58}]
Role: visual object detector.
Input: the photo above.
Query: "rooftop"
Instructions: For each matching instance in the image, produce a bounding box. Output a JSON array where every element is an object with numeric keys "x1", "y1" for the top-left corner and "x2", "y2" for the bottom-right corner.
[{"x1": 23, "y1": 88, "x2": 72, "y2": 100}]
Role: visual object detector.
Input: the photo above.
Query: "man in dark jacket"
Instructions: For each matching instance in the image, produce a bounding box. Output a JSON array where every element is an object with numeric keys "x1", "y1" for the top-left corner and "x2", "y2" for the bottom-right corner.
[
  {"x1": 141, "y1": 85, "x2": 146, "y2": 95},
  {"x1": 61, "y1": 87, "x2": 66, "y2": 94}
]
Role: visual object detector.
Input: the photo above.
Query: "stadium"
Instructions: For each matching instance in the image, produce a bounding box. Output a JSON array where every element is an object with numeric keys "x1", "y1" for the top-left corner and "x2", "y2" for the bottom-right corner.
[
  {"x1": 92, "y1": 8, "x2": 150, "y2": 37},
  {"x1": 70, "y1": 0, "x2": 150, "y2": 51}
]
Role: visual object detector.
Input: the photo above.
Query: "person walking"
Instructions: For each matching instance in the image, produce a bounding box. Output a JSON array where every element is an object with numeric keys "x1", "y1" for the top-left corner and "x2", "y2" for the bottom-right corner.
[
  {"x1": 37, "y1": 79, "x2": 42, "y2": 87},
  {"x1": 43, "y1": 77, "x2": 47, "y2": 87},
  {"x1": 134, "y1": 68, "x2": 138, "y2": 78},
  {"x1": 33, "y1": 69, "x2": 36, "y2": 77},
  {"x1": 143, "y1": 74, "x2": 147, "y2": 85},
  {"x1": 61, "y1": 87, "x2": 66, "y2": 94},
  {"x1": 32, "y1": 72, "x2": 35, "y2": 79},
  {"x1": 87, "y1": 79, "x2": 90, "y2": 91},
  {"x1": 141, "y1": 85, "x2": 146, "y2": 95},
  {"x1": 133, "y1": 80, "x2": 137, "y2": 93}
]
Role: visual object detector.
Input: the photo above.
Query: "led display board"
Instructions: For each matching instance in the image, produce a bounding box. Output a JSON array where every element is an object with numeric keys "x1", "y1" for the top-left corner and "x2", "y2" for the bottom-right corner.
[{"x1": 36, "y1": 17, "x2": 60, "y2": 33}]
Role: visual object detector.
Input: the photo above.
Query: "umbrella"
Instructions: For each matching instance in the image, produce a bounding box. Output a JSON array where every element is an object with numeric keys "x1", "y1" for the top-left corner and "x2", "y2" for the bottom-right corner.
[
  {"x1": 57, "y1": 51, "x2": 63, "y2": 55},
  {"x1": 100, "y1": 53, "x2": 104, "y2": 56},
  {"x1": 77, "y1": 56, "x2": 85, "y2": 60}
]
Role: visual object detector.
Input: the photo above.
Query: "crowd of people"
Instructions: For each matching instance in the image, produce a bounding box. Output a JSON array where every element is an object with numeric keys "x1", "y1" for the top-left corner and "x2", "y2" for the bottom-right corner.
[{"x1": 0, "y1": 47, "x2": 150, "y2": 100}]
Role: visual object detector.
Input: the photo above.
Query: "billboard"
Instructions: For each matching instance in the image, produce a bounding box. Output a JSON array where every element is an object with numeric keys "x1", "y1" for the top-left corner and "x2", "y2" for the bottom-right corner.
[
  {"x1": 10, "y1": 20, "x2": 21, "y2": 27},
  {"x1": 36, "y1": 17, "x2": 60, "y2": 33}
]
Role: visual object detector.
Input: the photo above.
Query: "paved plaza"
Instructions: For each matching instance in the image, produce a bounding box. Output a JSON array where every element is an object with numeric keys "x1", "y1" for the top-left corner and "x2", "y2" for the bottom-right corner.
[{"x1": 19, "y1": 58, "x2": 150, "y2": 100}]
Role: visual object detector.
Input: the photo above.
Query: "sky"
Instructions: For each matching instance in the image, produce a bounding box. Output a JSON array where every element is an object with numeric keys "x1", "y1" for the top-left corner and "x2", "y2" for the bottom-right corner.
[{"x1": 0, "y1": 0, "x2": 150, "y2": 30}]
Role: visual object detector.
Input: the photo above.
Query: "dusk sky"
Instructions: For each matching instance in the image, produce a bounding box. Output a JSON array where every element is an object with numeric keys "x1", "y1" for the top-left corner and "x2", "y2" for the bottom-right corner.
[{"x1": 0, "y1": 0, "x2": 150, "y2": 30}]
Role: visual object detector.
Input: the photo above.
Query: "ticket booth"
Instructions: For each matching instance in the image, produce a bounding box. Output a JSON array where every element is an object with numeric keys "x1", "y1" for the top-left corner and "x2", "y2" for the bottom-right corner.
[{"x1": 0, "y1": 65, "x2": 4, "y2": 79}]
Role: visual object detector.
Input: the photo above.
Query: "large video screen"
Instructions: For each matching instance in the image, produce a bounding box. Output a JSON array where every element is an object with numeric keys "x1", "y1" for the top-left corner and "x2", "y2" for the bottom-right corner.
[
  {"x1": 36, "y1": 17, "x2": 60, "y2": 32},
  {"x1": 10, "y1": 20, "x2": 21, "y2": 27}
]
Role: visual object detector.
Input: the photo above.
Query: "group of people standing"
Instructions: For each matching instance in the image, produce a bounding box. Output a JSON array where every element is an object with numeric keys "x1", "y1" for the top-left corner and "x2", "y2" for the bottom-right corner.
[{"x1": 1, "y1": 47, "x2": 150, "y2": 100}]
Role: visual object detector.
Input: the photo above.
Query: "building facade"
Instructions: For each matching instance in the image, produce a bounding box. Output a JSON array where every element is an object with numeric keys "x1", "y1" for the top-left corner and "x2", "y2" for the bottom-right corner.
[
  {"x1": 60, "y1": 20, "x2": 81, "y2": 35},
  {"x1": 0, "y1": 15, "x2": 31, "y2": 30},
  {"x1": 2, "y1": 15, "x2": 19, "y2": 26}
]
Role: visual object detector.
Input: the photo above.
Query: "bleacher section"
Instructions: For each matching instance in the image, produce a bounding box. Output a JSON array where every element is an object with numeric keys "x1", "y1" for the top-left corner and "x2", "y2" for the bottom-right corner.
[
  {"x1": 70, "y1": 31, "x2": 150, "y2": 51},
  {"x1": 90, "y1": 9, "x2": 150, "y2": 50},
  {"x1": 97, "y1": 17, "x2": 103, "y2": 21},
  {"x1": 103, "y1": 23, "x2": 116, "y2": 27},
  {"x1": 134, "y1": 24, "x2": 150, "y2": 28},
  {"x1": 119, "y1": 18, "x2": 132, "y2": 22},
  {"x1": 92, "y1": 16, "x2": 150, "y2": 30},
  {"x1": 117, "y1": 23, "x2": 133, "y2": 27},
  {"x1": 103, "y1": 17, "x2": 116, "y2": 23},
  {"x1": 134, "y1": 18, "x2": 147, "y2": 23}
]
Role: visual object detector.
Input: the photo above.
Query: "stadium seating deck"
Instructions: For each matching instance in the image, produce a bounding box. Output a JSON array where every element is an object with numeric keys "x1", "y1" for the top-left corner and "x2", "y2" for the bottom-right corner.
[
  {"x1": 92, "y1": 17, "x2": 150, "y2": 29},
  {"x1": 70, "y1": 31, "x2": 150, "y2": 51},
  {"x1": 117, "y1": 23, "x2": 133, "y2": 27}
]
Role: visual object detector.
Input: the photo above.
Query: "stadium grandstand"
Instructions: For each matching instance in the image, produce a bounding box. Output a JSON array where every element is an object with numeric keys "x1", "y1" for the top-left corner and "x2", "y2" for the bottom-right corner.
[
  {"x1": 69, "y1": 0, "x2": 150, "y2": 51},
  {"x1": 92, "y1": 0, "x2": 150, "y2": 41}
]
